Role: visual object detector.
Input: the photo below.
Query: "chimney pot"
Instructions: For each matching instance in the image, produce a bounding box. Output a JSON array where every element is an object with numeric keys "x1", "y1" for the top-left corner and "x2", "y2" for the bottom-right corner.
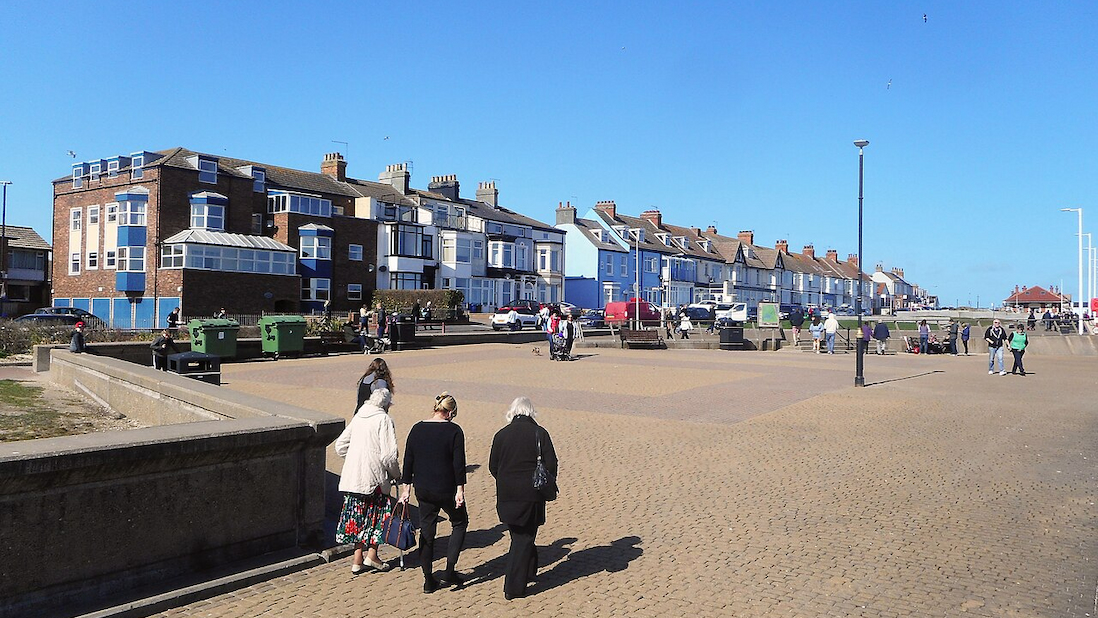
[
  {"x1": 378, "y1": 161, "x2": 411, "y2": 194},
  {"x1": 826, "y1": 249, "x2": 838, "y2": 262},
  {"x1": 803, "y1": 244, "x2": 815, "y2": 258},
  {"x1": 321, "y1": 152, "x2": 347, "y2": 181},
  {"x1": 775, "y1": 240, "x2": 789, "y2": 253},
  {"x1": 706, "y1": 225, "x2": 718, "y2": 234},
  {"x1": 737, "y1": 230, "x2": 754, "y2": 245}
]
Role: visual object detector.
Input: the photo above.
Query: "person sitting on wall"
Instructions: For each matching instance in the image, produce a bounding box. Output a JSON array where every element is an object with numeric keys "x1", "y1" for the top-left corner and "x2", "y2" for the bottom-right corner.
[
  {"x1": 69, "y1": 321, "x2": 87, "y2": 354},
  {"x1": 151, "y1": 329, "x2": 180, "y2": 371}
]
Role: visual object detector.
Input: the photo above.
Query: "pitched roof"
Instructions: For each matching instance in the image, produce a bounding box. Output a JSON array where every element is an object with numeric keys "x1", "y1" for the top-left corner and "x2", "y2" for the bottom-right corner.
[
  {"x1": 414, "y1": 189, "x2": 556, "y2": 232},
  {"x1": 0, "y1": 225, "x2": 51, "y2": 251},
  {"x1": 569, "y1": 218, "x2": 628, "y2": 253},
  {"x1": 1004, "y1": 285, "x2": 1065, "y2": 304},
  {"x1": 161, "y1": 229, "x2": 296, "y2": 252}
]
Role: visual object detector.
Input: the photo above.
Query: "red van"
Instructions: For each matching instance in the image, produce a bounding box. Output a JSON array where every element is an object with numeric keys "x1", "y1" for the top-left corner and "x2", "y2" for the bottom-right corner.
[{"x1": 604, "y1": 299, "x2": 662, "y2": 326}]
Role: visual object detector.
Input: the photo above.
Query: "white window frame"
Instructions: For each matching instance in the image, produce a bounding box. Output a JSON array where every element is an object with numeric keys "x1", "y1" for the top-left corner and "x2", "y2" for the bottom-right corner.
[
  {"x1": 131, "y1": 154, "x2": 144, "y2": 180},
  {"x1": 107, "y1": 160, "x2": 120, "y2": 178},
  {"x1": 348, "y1": 243, "x2": 363, "y2": 261},
  {"x1": 198, "y1": 159, "x2": 218, "y2": 184},
  {"x1": 69, "y1": 252, "x2": 81, "y2": 275},
  {"x1": 105, "y1": 250, "x2": 117, "y2": 269},
  {"x1": 118, "y1": 246, "x2": 145, "y2": 272},
  {"x1": 87, "y1": 251, "x2": 99, "y2": 270},
  {"x1": 644, "y1": 256, "x2": 658, "y2": 273},
  {"x1": 620, "y1": 255, "x2": 628, "y2": 275},
  {"x1": 106, "y1": 203, "x2": 118, "y2": 222},
  {"x1": 118, "y1": 201, "x2": 146, "y2": 226},
  {"x1": 603, "y1": 253, "x2": 614, "y2": 276},
  {"x1": 88, "y1": 205, "x2": 100, "y2": 225},
  {"x1": 252, "y1": 169, "x2": 266, "y2": 192},
  {"x1": 71, "y1": 208, "x2": 82, "y2": 231},
  {"x1": 72, "y1": 167, "x2": 83, "y2": 189},
  {"x1": 160, "y1": 244, "x2": 184, "y2": 268},
  {"x1": 89, "y1": 161, "x2": 101, "y2": 182},
  {"x1": 347, "y1": 283, "x2": 363, "y2": 300},
  {"x1": 190, "y1": 203, "x2": 225, "y2": 230},
  {"x1": 302, "y1": 277, "x2": 331, "y2": 301},
  {"x1": 300, "y1": 236, "x2": 332, "y2": 260}
]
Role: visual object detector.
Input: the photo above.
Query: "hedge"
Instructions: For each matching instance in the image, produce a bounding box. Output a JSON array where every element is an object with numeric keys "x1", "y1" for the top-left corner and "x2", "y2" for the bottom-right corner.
[{"x1": 369, "y1": 289, "x2": 465, "y2": 316}]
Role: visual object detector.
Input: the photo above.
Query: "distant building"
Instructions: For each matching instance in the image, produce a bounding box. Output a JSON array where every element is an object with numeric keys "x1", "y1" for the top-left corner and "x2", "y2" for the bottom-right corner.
[
  {"x1": 1003, "y1": 285, "x2": 1068, "y2": 310},
  {"x1": 0, "y1": 225, "x2": 51, "y2": 317}
]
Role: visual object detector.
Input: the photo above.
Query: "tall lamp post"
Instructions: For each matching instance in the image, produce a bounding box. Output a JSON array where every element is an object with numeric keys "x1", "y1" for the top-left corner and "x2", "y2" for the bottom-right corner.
[
  {"x1": 853, "y1": 140, "x2": 869, "y2": 387},
  {"x1": 1085, "y1": 233, "x2": 1093, "y2": 318},
  {"x1": 1061, "y1": 208, "x2": 1084, "y2": 334},
  {"x1": 0, "y1": 181, "x2": 10, "y2": 306}
]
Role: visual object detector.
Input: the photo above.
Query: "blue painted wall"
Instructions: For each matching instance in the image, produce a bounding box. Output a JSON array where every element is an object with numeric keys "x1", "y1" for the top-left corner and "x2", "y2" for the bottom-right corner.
[{"x1": 112, "y1": 298, "x2": 132, "y2": 329}]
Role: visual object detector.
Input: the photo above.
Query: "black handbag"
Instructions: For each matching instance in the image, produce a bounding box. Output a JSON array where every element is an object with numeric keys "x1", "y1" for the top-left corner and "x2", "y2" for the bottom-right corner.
[
  {"x1": 532, "y1": 430, "x2": 558, "y2": 502},
  {"x1": 383, "y1": 500, "x2": 417, "y2": 550}
]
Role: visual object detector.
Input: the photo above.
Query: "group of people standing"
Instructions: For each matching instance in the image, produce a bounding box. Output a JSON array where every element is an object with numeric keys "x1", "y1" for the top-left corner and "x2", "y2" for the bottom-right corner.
[
  {"x1": 537, "y1": 306, "x2": 578, "y2": 361},
  {"x1": 334, "y1": 357, "x2": 558, "y2": 600},
  {"x1": 663, "y1": 307, "x2": 694, "y2": 339}
]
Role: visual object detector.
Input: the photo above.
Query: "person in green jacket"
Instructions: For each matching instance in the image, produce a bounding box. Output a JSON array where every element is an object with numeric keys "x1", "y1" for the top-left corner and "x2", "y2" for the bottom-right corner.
[{"x1": 1008, "y1": 323, "x2": 1029, "y2": 376}]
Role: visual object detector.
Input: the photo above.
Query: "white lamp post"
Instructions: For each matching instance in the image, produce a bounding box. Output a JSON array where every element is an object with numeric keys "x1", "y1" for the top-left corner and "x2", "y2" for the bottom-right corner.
[{"x1": 1061, "y1": 208, "x2": 1084, "y2": 334}]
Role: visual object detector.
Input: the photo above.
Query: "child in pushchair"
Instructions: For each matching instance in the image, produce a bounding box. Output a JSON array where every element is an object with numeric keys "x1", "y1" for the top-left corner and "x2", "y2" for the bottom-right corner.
[{"x1": 549, "y1": 333, "x2": 568, "y2": 361}]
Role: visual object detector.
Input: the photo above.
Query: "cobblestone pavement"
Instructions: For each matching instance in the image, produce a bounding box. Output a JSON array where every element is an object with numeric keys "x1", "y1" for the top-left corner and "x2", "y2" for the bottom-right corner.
[{"x1": 152, "y1": 345, "x2": 1098, "y2": 617}]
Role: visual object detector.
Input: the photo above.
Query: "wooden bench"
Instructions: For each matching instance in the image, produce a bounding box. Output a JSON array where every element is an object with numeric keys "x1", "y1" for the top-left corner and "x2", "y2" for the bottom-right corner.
[
  {"x1": 619, "y1": 329, "x2": 666, "y2": 349},
  {"x1": 417, "y1": 321, "x2": 446, "y2": 333}
]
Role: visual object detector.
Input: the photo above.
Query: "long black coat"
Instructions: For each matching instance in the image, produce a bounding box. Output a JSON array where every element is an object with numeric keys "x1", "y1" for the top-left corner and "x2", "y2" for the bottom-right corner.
[{"x1": 489, "y1": 416, "x2": 558, "y2": 527}]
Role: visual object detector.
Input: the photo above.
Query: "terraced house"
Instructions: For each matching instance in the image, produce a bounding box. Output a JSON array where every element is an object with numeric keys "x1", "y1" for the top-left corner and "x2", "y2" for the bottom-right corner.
[{"x1": 51, "y1": 148, "x2": 560, "y2": 328}]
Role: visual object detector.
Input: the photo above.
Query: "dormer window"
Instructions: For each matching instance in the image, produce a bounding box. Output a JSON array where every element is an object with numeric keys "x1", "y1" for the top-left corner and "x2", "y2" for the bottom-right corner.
[
  {"x1": 89, "y1": 161, "x2": 101, "y2": 182},
  {"x1": 72, "y1": 165, "x2": 83, "y2": 189},
  {"x1": 131, "y1": 152, "x2": 145, "y2": 180},
  {"x1": 199, "y1": 159, "x2": 218, "y2": 184},
  {"x1": 107, "y1": 159, "x2": 120, "y2": 178},
  {"x1": 591, "y1": 229, "x2": 608, "y2": 243},
  {"x1": 613, "y1": 225, "x2": 629, "y2": 239},
  {"x1": 675, "y1": 236, "x2": 689, "y2": 250},
  {"x1": 629, "y1": 228, "x2": 645, "y2": 242},
  {"x1": 656, "y1": 232, "x2": 671, "y2": 246},
  {"x1": 239, "y1": 165, "x2": 267, "y2": 192}
]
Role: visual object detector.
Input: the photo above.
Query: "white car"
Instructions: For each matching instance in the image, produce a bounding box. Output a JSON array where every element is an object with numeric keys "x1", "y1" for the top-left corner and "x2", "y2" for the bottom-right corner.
[
  {"x1": 490, "y1": 303, "x2": 540, "y2": 330},
  {"x1": 714, "y1": 302, "x2": 748, "y2": 323}
]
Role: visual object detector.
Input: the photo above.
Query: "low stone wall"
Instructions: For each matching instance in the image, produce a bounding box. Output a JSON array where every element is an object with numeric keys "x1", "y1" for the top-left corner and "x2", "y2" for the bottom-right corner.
[{"x1": 0, "y1": 350, "x2": 343, "y2": 618}]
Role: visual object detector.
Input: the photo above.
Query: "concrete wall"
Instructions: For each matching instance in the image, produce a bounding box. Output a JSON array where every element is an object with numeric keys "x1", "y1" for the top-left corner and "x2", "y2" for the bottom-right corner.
[{"x1": 1, "y1": 351, "x2": 343, "y2": 618}]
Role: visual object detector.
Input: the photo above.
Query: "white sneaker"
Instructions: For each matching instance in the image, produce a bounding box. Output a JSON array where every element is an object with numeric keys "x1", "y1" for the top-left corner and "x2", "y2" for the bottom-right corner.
[
  {"x1": 999, "y1": 371, "x2": 1007, "y2": 376},
  {"x1": 989, "y1": 370, "x2": 994, "y2": 375}
]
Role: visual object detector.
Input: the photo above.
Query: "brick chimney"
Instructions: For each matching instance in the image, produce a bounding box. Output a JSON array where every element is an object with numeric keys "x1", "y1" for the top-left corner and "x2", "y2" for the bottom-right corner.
[
  {"x1": 802, "y1": 244, "x2": 815, "y2": 259},
  {"x1": 775, "y1": 240, "x2": 789, "y2": 254},
  {"x1": 640, "y1": 209, "x2": 662, "y2": 228},
  {"x1": 891, "y1": 267, "x2": 904, "y2": 278},
  {"x1": 556, "y1": 200, "x2": 576, "y2": 225},
  {"x1": 706, "y1": 225, "x2": 718, "y2": 234},
  {"x1": 690, "y1": 227, "x2": 702, "y2": 236},
  {"x1": 737, "y1": 230, "x2": 754, "y2": 245},
  {"x1": 378, "y1": 163, "x2": 410, "y2": 194},
  {"x1": 826, "y1": 249, "x2": 838, "y2": 262},
  {"x1": 848, "y1": 254, "x2": 859, "y2": 268},
  {"x1": 321, "y1": 152, "x2": 347, "y2": 181},
  {"x1": 875, "y1": 263, "x2": 884, "y2": 272},
  {"x1": 428, "y1": 175, "x2": 460, "y2": 201},
  {"x1": 594, "y1": 200, "x2": 617, "y2": 219},
  {"x1": 476, "y1": 181, "x2": 498, "y2": 207}
]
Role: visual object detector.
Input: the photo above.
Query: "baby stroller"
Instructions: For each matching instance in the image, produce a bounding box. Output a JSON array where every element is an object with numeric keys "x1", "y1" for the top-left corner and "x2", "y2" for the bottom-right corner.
[
  {"x1": 366, "y1": 334, "x2": 391, "y2": 354},
  {"x1": 549, "y1": 333, "x2": 569, "y2": 361}
]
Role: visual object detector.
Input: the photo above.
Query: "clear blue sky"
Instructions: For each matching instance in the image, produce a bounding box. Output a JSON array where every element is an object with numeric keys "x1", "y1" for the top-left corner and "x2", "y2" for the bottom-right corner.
[{"x1": 2, "y1": 1, "x2": 1096, "y2": 308}]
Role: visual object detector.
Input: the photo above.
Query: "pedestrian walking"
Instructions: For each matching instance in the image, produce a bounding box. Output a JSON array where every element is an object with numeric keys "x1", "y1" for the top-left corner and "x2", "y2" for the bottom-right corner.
[
  {"x1": 678, "y1": 312, "x2": 693, "y2": 339},
  {"x1": 985, "y1": 319, "x2": 1009, "y2": 375},
  {"x1": 823, "y1": 312, "x2": 839, "y2": 354},
  {"x1": 1008, "y1": 324, "x2": 1029, "y2": 376},
  {"x1": 872, "y1": 320, "x2": 890, "y2": 355},
  {"x1": 1027, "y1": 309, "x2": 1037, "y2": 331},
  {"x1": 860, "y1": 322, "x2": 872, "y2": 354},
  {"x1": 809, "y1": 315, "x2": 824, "y2": 353},
  {"x1": 356, "y1": 357, "x2": 394, "y2": 413},
  {"x1": 961, "y1": 323, "x2": 971, "y2": 355},
  {"x1": 166, "y1": 307, "x2": 181, "y2": 333},
  {"x1": 664, "y1": 308, "x2": 676, "y2": 339},
  {"x1": 489, "y1": 397, "x2": 558, "y2": 601},
  {"x1": 214, "y1": 307, "x2": 227, "y2": 319},
  {"x1": 1042, "y1": 309, "x2": 1053, "y2": 331},
  {"x1": 399, "y1": 393, "x2": 468, "y2": 593},
  {"x1": 150, "y1": 329, "x2": 179, "y2": 370},
  {"x1": 788, "y1": 306, "x2": 805, "y2": 346},
  {"x1": 558, "y1": 313, "x2": 577, "y2": 360},
  {"x1": 507, "y1": 307, "x2": 520, "y2": 331},
  {"x1": 333, "y1": 388, "x2": 400, "y2": 574}
]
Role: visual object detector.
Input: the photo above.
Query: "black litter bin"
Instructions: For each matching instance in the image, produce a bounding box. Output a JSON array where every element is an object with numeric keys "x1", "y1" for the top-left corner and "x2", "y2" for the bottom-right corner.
[
  {"x1": 719, "y1": 326, "x2": 745, "y2": 351},
  {"x1": 167, "y1": 351, "x2": 222, "y2": 385},
  {"x1": 390, "y1": 314, "x2": 417, "y2": 350}
]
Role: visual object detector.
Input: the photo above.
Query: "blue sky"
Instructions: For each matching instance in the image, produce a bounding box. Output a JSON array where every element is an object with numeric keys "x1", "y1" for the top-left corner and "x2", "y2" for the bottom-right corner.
[{"x1": 2, "y1": 1, "x2": 1096, "y2": 308}]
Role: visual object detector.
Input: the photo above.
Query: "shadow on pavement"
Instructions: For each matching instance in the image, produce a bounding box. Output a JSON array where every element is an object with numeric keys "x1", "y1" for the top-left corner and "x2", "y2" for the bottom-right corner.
[
  {"x1": 531, "y1": 536, "x2": 643, "y2": 595},
  {"x1": 460, "y1": 536, "x2": 578, "y2": 590},
  {"x1": 866, "y1": 370, "x2": 944, "y2": 387}
]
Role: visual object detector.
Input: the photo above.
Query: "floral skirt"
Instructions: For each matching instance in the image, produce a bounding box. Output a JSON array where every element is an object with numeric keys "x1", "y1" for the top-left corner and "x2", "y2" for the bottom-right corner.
[{"x1": 336, "y1": 488, "x2": 392, "y2": 546}]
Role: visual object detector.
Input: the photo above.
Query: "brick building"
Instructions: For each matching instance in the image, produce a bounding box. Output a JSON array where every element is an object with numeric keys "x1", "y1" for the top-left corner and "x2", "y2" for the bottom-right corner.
[
  {"x1": 0, "y1": 225, "x2": 51, "y2": 317},
  {"x1": 52, "y1": 148, "x2": 380, "y2": 328}
]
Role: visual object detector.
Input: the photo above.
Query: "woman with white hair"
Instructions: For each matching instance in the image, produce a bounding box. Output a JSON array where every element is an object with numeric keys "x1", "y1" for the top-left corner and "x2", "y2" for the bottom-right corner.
[
  {"x1": 333, "y1": 388, "x2": 400, "y2": 574},
  {"x1": 489, "y1": 397, "x2": 558, "y2": 600}
]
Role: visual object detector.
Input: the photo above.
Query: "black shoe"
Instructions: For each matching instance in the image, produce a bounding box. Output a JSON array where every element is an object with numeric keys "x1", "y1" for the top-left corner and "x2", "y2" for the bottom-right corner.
[
  {"x1": 424, "y1": 577, "x2": 439, "y2": 594},
  {"x1": 438, "y1": 571, "x2": 464, "y2": 588}
]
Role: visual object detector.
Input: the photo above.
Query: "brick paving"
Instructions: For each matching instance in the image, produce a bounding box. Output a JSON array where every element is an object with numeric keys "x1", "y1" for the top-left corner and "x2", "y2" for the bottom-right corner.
[{"x1": 151, "y1": 345, "x2": 1098, "y2": 617}]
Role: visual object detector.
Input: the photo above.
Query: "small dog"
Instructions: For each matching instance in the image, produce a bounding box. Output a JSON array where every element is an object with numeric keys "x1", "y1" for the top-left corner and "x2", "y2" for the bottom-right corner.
[{"x1": 532, "y1": 347, "x2": 541, "y2": 356}]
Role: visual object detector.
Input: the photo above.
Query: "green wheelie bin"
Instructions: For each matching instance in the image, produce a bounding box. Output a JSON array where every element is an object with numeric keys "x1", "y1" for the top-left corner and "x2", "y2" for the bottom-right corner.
[
  {"x1": 258, "y1": 315, "x2": 307, "y2": 360},
  {"x1": 187, "y1": 318, "x2": 240, "y2": 358}
]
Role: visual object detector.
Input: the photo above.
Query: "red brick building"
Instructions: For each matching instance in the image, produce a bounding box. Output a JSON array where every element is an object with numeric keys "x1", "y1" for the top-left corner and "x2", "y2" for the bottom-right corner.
[
  {"x1": 52, "y1": 148, "x2": 381, "y2": 328},
  {"x1": 1003, "y1": 285, "x2": 1067, "y2": 310}
]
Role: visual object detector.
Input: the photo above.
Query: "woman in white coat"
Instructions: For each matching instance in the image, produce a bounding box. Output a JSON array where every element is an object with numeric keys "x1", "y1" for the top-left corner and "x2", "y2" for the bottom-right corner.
[{"x1": 334, "y1": 388, "x2": 401, "y2": 574}]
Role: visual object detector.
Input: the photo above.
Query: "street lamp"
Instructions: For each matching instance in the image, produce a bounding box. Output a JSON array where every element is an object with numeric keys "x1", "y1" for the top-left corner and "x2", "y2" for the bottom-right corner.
[
  {"x1": 853, "y1": 140, "x2": 868, "y2": 387},
  {"x1": 1061, "y1": 208, "x2": 1084, "y2": 334},
  {"x1": 1085, "y1": 233, "x2": 1094, "y2": 318},
  {"x1": 0, "y1": 181, "x2": 10, "y2": 305}
]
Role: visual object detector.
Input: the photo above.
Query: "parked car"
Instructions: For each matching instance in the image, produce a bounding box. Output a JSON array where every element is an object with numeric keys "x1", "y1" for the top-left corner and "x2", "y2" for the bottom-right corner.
[
  {"x1": 714, "y1": 302, "x2": 749, "y2": 323},
  {"x1": 13, "y1": 313, "x2": 83, "y2": 327},
  {"x1": 604, "y1": 299, "x2": 662, "y2": 326},
  {"x1": 557, "y1": 302, "x2": 583, "y2": 318},
  {"x1": 577, "y1": 310, "x2": 606, "y2": 329},
  {"x1": 490, "y1": 303, "x2": 540, "y2": 330},
  {"x1": 34, "y1": 306, "x2": 105, "y2": 327},
  {"x1": 683, "y1": 304, "x2": 715, "y2": 321}
]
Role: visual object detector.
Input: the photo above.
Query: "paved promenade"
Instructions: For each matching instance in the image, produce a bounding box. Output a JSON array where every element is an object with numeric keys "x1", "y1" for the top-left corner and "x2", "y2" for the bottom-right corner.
[{"x1": 154, "y1": 345, "x2": 1097, "y2": 617}]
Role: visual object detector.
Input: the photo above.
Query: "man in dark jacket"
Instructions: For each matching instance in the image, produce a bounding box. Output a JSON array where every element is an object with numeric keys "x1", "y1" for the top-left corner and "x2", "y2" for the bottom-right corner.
[
  {"x1": 947, "y1": 319, "x2": 960, "y2": 356},
  {"x1": 788, "y1": 307, "x2": 805, "y2": 346},
  {"x1": 150, "y1": 329, "x2": 179, "y2": 371},
  {"x1": 985, "y1": 319, "x2": 1009, "y2": 375},
  {"x1": 872, "y1": 321, "x2": 890, "y2": 355},
  {"x1": 69, "y1": 322, "x2": 87, "y2": 353}
]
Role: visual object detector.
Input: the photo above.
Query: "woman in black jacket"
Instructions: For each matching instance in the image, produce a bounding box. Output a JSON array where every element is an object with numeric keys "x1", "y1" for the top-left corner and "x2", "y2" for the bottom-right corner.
[{"x1": 489, "y1": 397, "x2": 558, "y2": 600}]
